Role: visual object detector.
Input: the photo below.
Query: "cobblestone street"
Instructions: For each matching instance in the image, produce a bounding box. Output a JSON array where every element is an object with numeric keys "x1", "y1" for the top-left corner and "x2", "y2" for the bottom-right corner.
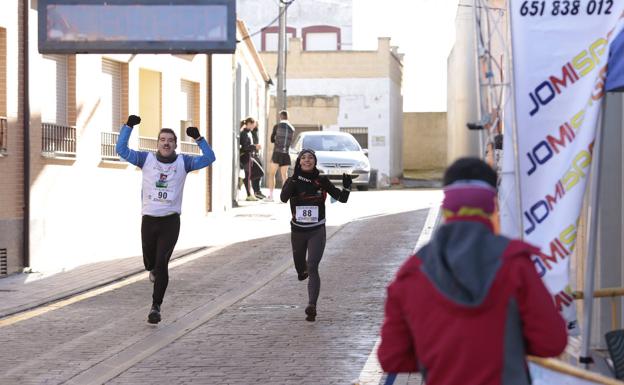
[{"x1": 0, "y1": 190, "x2": 439, "y2": 385}]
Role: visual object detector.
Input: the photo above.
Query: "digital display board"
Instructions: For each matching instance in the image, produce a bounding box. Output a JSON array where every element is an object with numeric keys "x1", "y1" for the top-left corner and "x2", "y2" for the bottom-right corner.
[{"x1": 38, "y1": 0, "x2": 236, "y2": 54}]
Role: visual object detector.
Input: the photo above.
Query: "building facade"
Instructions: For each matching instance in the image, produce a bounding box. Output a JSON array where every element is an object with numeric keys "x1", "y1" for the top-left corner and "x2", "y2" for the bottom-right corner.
[
  {"x1": 237, "y1": 0, "x2": 353, "y2": 52},
  {"x1": 0, "y1": 0, "x2": 269, "y2": 275},
  {"x1": 259, "y1": 37, "x2": 404, "y2": 185}
]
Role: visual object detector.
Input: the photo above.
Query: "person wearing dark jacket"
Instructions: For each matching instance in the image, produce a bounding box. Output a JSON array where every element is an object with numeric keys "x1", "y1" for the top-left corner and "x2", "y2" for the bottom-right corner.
[
  {"x1": 239, "y1": 117, "x2": 261, "y2": 201},
  {"x1": 378, "y1": 157, "x2": 567, "y2": 385},
  {"x1": 267, "y1": 110, "x2": 295, "y2": 201},
  {"x1": 280, "y1": 149, "x2": 352, "y2": 322},
  {"x1": 250, "y1": 121, "x2": 266, "y2": 199}
]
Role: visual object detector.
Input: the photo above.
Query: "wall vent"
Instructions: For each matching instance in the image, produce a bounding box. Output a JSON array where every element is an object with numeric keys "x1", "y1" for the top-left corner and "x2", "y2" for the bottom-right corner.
[{"x1": 0, "y1": 248, "x2": 7, "y2": 275}]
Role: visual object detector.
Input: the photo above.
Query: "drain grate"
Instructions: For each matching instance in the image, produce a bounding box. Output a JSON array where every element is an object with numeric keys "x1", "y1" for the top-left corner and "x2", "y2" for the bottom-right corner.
[{"x1": 0, "y1": 248, "x2": 6, "y2": 275}]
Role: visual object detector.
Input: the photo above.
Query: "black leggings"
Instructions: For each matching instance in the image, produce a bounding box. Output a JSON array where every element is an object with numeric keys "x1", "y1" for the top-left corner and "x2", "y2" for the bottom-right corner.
[
  {"x1": 252, "y1": 177, "x2": 261, "y2": 195},
  {"x1": 291, "y1": 226, "x2": 326, "y2": 306},
  {"x1": 141, "y1": 214, "x2": 180, "y2": 305},
  {"x1": 242, "y1": 159, "x2": 253, "y2": 196}
]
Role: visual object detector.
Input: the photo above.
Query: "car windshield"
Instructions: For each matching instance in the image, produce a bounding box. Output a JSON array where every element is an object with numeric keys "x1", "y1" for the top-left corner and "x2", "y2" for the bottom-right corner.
[{"x1": 302, "y1": 135, "x2": 360, "y2": 152}]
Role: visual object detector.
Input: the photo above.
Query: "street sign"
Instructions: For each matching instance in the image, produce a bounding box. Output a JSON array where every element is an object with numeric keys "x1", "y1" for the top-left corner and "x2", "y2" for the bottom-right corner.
[{"x1": 38, "y1": 0, "x2": 236, "y2": 54}]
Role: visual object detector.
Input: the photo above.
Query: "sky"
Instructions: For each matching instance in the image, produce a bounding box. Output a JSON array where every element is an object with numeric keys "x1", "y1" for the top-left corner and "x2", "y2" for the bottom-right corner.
[{"x1": 352, "y1": 0, "x2": 458, "y2": 112}]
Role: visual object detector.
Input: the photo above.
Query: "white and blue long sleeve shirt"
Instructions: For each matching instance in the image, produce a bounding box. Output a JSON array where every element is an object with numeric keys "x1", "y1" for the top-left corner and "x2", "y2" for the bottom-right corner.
[{"x1": 116, "y1": 125, "x2": 216, "y2": 217}]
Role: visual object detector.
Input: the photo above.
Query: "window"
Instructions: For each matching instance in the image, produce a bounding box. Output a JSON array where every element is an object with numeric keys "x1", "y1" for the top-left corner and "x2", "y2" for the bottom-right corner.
[
  {"x1": 179, "y1": 79, "x2": 200, "y2": 154},
  {"x1": 261, "y1": 26, "x2": 296, "y2": 52},
  {"x1": 100, "y1": 58, "x2": 127, "y2": 161},
  {"x1": 302, "y1": 26, "x2": 340, "y2": 51},
  {"x1": 340, "y1": 127, "x2": 368, "y2": 149},
  {"x1": 41, "y1": 54, "x2": 76, "y2": 158},
  {"x1": 41, "y1": 54, "x2": 68, "y2": 126},
  {"x1": 102, "y1": 59, "x2": 123, "y2": 132}
]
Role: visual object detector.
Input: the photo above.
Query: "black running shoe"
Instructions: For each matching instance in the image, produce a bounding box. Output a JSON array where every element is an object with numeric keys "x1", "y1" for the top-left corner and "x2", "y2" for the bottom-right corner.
[
  {"x1": 148, "y1": 303, "x2": 161, "y2": 324},
  {"x1": 255, "y1": 192, "x2": 266, "y2": 199},
  {"x1": 298, "y1": 271, "x2": 309, "y2": 281},
  {"x1": 305, "y1": 304, "x2": 316, "y2": 322}
]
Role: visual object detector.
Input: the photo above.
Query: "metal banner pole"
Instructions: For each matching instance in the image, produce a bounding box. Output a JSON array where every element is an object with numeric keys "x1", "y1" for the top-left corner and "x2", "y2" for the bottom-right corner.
[
  {"x1": 505, "y1": 0, "x2": 524, "y2": 239},
  {"x1": 580, "y1": 101, "x2": 606, "y2": 368}
]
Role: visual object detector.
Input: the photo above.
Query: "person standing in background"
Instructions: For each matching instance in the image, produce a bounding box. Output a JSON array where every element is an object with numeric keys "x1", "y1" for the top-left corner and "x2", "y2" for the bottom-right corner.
[
  {"x1": 251, "y1": 120, "x2": 266, "y2": 200},
  {"x1": 266, "y1": 110, "x2": 295, "y2": 202}
]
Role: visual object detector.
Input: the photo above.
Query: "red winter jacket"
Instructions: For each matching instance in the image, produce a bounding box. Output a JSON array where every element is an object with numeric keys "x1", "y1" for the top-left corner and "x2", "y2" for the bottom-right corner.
[{"x1": 378, "y1": 216, "x2": 567, "y2": 385}]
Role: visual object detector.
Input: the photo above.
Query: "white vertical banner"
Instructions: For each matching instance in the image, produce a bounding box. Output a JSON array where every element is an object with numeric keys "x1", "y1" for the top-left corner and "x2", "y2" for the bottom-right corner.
[{"x1": 500, "y1": 1, "x2": 624, "y2": 335}]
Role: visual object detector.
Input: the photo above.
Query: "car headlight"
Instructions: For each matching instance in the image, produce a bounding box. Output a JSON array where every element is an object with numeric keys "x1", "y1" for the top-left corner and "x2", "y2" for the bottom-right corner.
[{"x1": 356, "y1": 161, "x2": 370, "y2": 170}]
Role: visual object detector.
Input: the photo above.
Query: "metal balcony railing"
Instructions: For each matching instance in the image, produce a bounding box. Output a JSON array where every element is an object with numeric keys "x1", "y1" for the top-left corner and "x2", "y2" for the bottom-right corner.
[
  {"x1": 42, "y1": 122, "x2": 76, "y2": 158},
  {"x1": 180, "y1": 141, "x2": 200, "y2": 155},
  {"x1": 138, "y1": 136, "x2": 199, "y2": 155},
  {"x1": 101, "y1": 132, "x2": 122, "y2": 161},
  {"x1": 138, "y1": 136, "x2": 158, "y2": 152},
  {"x1": 0, "y1": 117, "x2": 7, "y2": 155}
]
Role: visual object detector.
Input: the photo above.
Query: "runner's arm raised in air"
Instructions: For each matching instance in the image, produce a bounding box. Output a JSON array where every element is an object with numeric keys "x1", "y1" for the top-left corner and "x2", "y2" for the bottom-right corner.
[
  {"x1": 280, "y1": 176, "x2": 297, "y2": 203},
  {"x1": 183, "y1": 137, "x2": 216, "y2": 172},
  {"x1": 320, "y1": 175, "x2": 350, "y2": 203},
  {"x1": 115, "y1": 123, "x2": 148, "y2": 168}
]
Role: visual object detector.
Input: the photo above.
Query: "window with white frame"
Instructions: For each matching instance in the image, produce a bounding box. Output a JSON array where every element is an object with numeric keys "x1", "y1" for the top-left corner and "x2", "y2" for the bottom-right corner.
[
  {"x1": 303, "y1": 26, "x2": 340, "y2": 51},
  {"x1": 262, "y1": 26, "x2": 296, "y2": 52},
  {"x1": 179, "y1": 80, "x2": 200, "y2": 154},
  {"x1": 100, "y1": 58, "x2": 124, "y2": 160},
  {"x1": 101, "y1": 59, "x2": 123, "y2": 132},
  {"x1": 41, "y1": 54, "x2": 68, "y2": 126}
]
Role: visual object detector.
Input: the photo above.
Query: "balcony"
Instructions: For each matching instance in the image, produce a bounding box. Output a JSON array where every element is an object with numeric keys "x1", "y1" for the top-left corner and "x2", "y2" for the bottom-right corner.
[
  {"x1": 139, "y1": 136, "x2": 200, "y2": 155},
  {"x1": 101, "y1": 132, "x2": 123, "y2": 161},
  {"x1": 180, "y1": 141, "x2": 200, "y2": 155},
  {"x1": 0, "y1": 117, "x2": 7, "y2": 156},
  {"x1": 41, "y1": 123, "x2": 76, "y2": 158}
]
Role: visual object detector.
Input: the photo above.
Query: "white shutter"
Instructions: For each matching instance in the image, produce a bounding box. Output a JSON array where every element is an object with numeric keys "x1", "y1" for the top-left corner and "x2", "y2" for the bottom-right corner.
[
  {"x1": 102, "y1": 59, "x2": 122, "y2": 132},
  {"x1": 180, "y1": 80, "x2": 195, "y2": 122},
  {"x1": 41, "y1": 54, "x2": 68, "y2": 125},
  {"x1": 264, "y1": 32, "x2": 295, "y2": 52},
  {"x1": 305, "y1": 33, "x2": 338, "y2": 51},
  {"x1": 180, "y1": 80, "x2": 196, "y2": 140}
]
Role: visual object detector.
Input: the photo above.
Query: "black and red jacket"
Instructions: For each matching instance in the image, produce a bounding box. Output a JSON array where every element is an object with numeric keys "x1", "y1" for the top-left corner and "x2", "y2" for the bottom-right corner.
[{"x1": 280, "y1": 171, "x2": 349, "y2": 232}]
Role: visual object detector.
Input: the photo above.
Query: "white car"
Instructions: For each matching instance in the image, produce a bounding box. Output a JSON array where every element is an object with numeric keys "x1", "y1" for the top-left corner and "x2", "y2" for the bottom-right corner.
[{"x1": 289, "y1": 131, "x2": 371, "y2": 190}]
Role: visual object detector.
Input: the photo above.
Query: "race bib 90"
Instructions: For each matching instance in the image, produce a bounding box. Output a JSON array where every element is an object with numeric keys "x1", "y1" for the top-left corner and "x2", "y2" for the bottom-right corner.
[{"x1": 296, "y1": 206, "x2": 319, "y2": 223}]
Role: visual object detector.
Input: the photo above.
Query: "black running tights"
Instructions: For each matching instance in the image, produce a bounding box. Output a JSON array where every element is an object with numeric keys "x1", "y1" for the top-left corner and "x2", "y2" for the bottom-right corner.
[
  {"x1": 291, "y1": 226, "x2": 326, "y2": 306},
  {"x1": 141, "y1": 214, "x2": 180, "y2": 306}
]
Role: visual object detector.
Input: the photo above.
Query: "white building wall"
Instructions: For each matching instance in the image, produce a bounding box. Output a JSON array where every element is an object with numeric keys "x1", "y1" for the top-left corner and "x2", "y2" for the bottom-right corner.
[
  {"x1": 236, "y1": 0, "x2": 353, "y2": 50},
  {"x1": 1, "y1": 8, "x2": 269, "y2": 273},
  {"x1": 446, "y1": 2, "x2": 481, "y2": 162},
  {"x1": 28, "y1": 53, "x2": 215, "y2": 271},
  {"x1": 389, "y1": 79, "x2": 403, "y2": 179},
  {"x1": 286, "y1": 77, "x2": 400, "y2": 183},
  {"x1": 210, "y1": 54, "x2": 236, "y2": 213}
]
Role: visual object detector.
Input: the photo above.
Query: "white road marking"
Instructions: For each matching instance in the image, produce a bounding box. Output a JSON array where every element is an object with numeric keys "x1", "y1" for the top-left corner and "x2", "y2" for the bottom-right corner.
[{"x1": 355, "y1": 198, "x2": 441, "y2": 385}]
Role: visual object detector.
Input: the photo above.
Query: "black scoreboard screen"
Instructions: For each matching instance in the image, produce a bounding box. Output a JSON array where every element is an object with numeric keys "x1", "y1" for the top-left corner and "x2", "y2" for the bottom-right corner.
[{"x1": 38, "y1": 0, "x2": 236, "y2": 54}]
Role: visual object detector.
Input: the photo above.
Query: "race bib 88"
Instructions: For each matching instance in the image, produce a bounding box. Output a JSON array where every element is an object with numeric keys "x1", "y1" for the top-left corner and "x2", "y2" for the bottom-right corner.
[{"x1": 296, "y1": 206, "x2": 319, "y2": 223}]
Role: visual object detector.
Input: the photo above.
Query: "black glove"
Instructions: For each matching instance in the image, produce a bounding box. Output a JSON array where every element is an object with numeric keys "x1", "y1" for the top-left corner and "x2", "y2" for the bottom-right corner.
[
  {"x1": 186, "y1": 126, "x2": 201, "y2": 140},
  {"x1": 126, "y1": 115, "x2": 141, "y2": 128},
  {"x1": 291, "y1": 167, "x2": 301, "y2": 182},
  {"x1": 342, "y1": 173, "x2": 353, "y2": 189}
]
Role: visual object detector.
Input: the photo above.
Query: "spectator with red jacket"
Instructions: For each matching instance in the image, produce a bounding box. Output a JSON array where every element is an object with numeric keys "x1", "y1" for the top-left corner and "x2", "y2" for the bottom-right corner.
[{"x1": 378, "y1": 157, "x2": 567, "y2": 385}]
